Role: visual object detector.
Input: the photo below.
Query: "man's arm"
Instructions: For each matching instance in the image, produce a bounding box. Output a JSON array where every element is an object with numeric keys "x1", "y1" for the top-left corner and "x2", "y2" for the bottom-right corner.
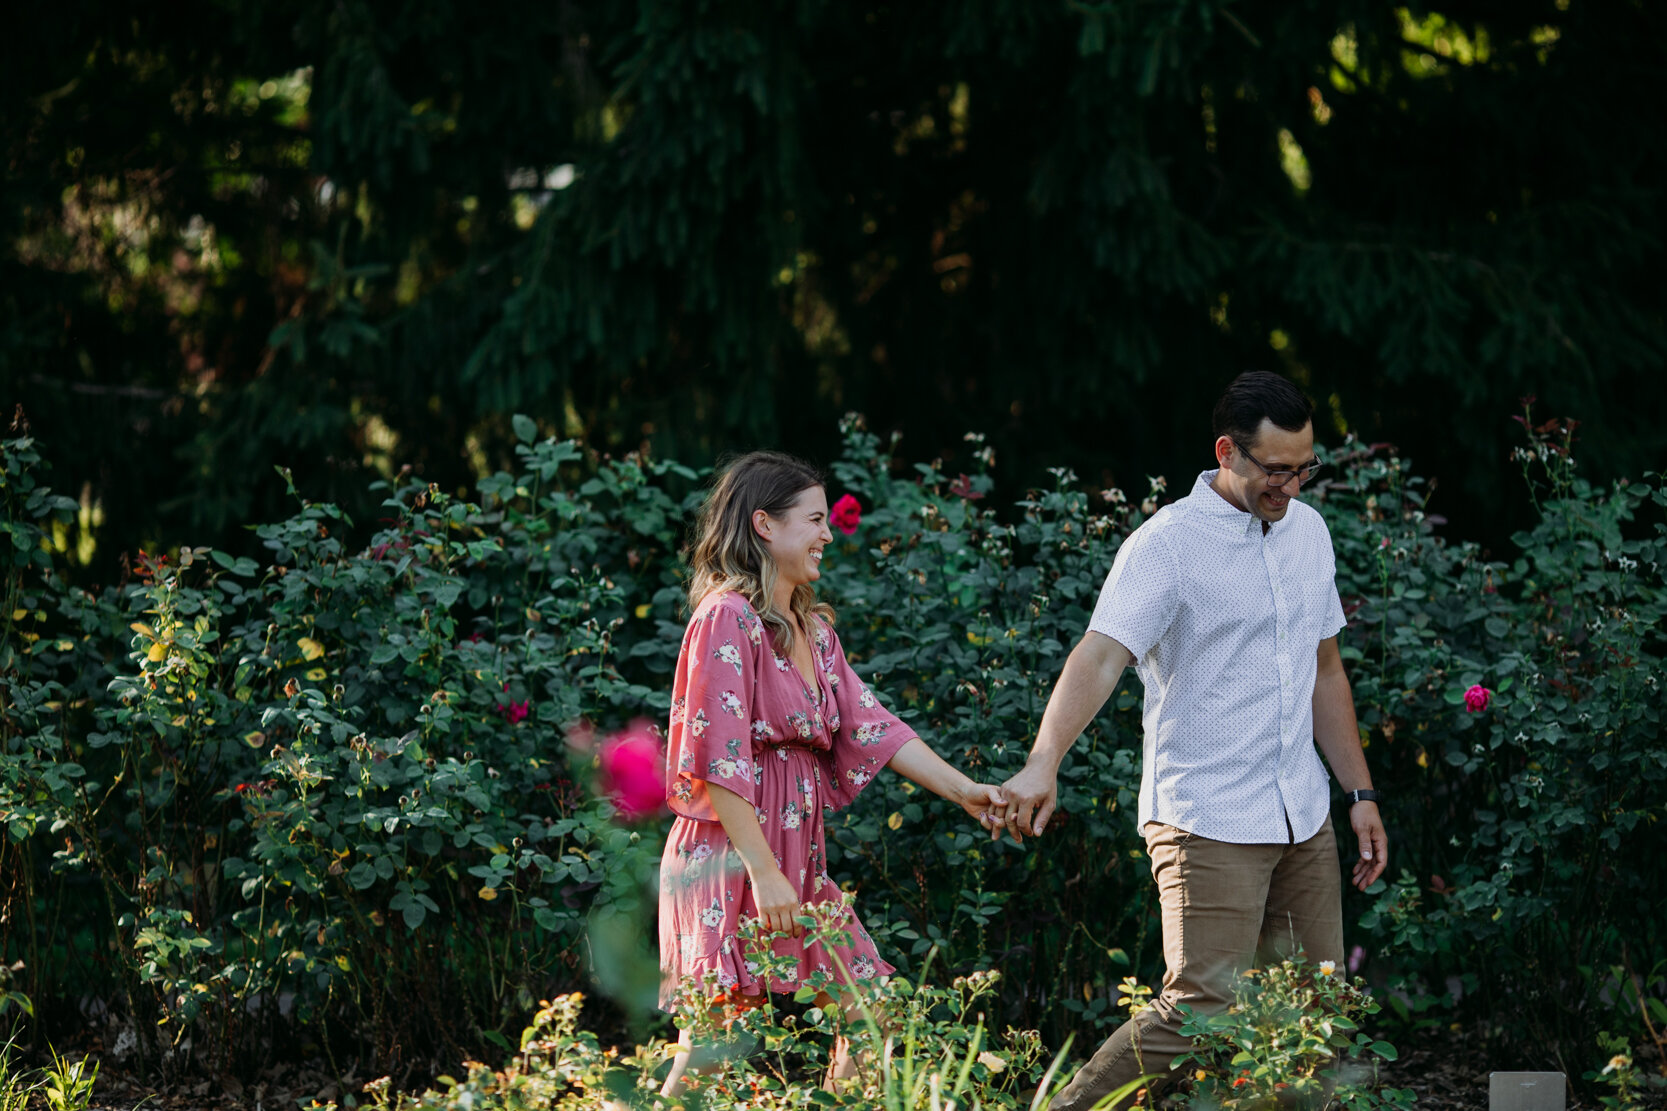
[
  {"x1": 1313, "y1": 635, "x2": 1388, "y2": 890},
  {"x1": 999, "y1": 631, "x2": 1133, "y2": 842}
]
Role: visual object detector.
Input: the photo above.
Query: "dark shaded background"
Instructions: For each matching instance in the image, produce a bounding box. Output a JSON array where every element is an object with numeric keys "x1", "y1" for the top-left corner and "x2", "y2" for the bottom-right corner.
[{"x1": 5, "y1": 0, "x2": 1664, "y2": 574}]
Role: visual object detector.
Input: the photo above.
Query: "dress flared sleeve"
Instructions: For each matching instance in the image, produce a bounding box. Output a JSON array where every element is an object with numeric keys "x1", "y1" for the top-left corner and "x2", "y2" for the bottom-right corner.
[
  {"x1": 666, "y1": 592, "x2": 764, "y2": 821},
  {"x1": 816, "y1": 620, "x2": 919, "y2": 813}
]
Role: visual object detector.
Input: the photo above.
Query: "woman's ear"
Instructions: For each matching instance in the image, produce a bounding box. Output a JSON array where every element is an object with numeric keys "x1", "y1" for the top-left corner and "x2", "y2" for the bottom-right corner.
[{"x1": 751, "y1": 508, "x2": 773, "y2": 542}]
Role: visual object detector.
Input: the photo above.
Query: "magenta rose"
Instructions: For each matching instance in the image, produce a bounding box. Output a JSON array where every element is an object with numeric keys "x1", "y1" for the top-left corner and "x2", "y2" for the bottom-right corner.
[
  {"x1": 1463, "y1": 685, "x2": 1493, "y2": 714},
  {"x1": 496, "y1": 682, "x2": 530, "y2": 724},
  {"x1": 599, "y1": 722, "x2": 665, "y2": 819},
  {"x1": 829, "y1": 493, "x2": 862, "y2": 536}
]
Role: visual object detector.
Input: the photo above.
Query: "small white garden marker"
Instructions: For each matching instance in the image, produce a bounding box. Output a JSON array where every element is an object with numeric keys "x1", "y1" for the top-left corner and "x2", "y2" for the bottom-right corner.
[{"x1": 1488, "y1": 1072, "x2": 1566, "y2": 1111}]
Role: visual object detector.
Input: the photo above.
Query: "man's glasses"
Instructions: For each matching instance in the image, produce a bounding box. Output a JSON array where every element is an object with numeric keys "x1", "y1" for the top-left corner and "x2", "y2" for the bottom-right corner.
[{"x1": 1232, "y1": 440, "x2": 1324, "y2": 487}]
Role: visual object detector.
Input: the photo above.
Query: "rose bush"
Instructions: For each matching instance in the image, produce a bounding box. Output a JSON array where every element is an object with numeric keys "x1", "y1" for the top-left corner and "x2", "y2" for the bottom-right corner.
[{"x1": 2, "y1": 406, "x2": 1662, "y2": 1094}]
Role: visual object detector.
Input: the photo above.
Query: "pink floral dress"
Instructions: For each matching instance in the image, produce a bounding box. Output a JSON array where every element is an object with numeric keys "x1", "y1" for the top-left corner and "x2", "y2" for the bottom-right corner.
[{"x1": 657, "y1": 591, "x2": 916, "y2": 1010}]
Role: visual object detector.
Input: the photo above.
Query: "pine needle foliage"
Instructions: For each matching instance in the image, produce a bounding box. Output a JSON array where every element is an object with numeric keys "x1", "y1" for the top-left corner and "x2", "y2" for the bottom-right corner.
[{"x1": 4, "y1": 1, "x2": 1665, "y2": 570}]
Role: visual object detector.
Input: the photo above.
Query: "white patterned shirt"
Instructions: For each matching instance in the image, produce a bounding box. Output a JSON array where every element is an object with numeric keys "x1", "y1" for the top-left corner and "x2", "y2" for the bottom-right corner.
[{"x1": 1088, "y1": 470, "x2": 1348, "y2": 844}]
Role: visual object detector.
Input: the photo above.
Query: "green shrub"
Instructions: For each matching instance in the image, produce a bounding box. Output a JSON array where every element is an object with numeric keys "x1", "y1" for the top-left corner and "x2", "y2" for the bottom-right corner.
[
  {"x1": 369, "y1": 900, "x2": 1090, "y2": 1111},
  {"x1": 1171, "y1": 954, "x2": 1413, "y2": 1110},
  {"x1": 2, "y1": 428, "x2": 699, "y2": 1072},
  {"x1": 2, "y1": 404, "x2": 1663, "y2": 1089},
  {"x1": 1324, "y1": 406, "x2": 1667, "y2": 1059}
]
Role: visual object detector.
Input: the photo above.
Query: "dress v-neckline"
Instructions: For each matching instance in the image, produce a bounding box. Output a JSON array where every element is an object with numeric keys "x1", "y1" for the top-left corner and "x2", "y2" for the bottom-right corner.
[{"x1": 782, "y1": 622, "x2": 822, "y2": 702}]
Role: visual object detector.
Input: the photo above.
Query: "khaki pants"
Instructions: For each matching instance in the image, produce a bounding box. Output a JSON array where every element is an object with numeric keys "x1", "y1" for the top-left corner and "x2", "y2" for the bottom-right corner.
[{"x1": 1049, "y1": 818, "x2": 1345, "y2": 1111}]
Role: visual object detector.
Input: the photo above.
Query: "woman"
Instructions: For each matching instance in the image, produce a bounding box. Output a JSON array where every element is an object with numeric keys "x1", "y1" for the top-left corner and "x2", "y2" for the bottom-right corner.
[{"x1": 657, "y1": 451, "x2": 1006, "y2": 1092}]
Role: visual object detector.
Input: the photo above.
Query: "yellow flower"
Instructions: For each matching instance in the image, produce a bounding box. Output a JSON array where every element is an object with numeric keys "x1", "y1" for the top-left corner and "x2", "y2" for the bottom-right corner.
[
  {"x1": 977, "y1": 1051, "x2": 1006, "y2": 1074},
  {"x1": 1318, "y1": 960, "x2": 1336, "y2": 977}
]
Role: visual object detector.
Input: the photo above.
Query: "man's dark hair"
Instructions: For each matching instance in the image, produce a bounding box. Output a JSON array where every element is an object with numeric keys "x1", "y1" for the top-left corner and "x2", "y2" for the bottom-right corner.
[{"x1": 1211, "y1": 371, "x2": 1314, "y2": 443}]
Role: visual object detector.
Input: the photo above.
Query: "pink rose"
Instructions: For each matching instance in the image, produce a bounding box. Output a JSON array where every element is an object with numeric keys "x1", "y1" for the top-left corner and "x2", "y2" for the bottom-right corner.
[
  {"x1": 829, "y1": 494, "x2": 862, "y2": 536},
  {"x1": 599, "y1": 722, "x2": 665, "y2": 820},
  {"x1": 1463, "y1": 685, "x2": 1492, "y2": 714}
]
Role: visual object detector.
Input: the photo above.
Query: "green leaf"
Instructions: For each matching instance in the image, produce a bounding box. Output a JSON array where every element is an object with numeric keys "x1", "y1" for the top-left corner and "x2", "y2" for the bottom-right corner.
[
  {"x1": 512, "y1": 414, "x2": 538, "y2": 444},
  {"x1": 1370, "y1": 1040, "x2": 1399, "y2": 1060}
]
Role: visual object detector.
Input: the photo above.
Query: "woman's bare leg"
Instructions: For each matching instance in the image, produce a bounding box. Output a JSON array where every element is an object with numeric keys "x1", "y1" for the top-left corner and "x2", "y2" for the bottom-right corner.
[
  {"x1": 658, "y1": 1026, "x2": 698, "y2": 1098},
  {"x1": 660, "y1": 993, "x2": 768, "y2": 1097},
  {"x1": 822, "y1": 984, "x2": 884, "y2": 1090}
]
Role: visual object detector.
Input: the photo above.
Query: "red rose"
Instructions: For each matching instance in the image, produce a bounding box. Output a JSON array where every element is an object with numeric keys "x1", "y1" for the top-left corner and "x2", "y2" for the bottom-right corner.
[{"x1": 829, "y1": 494, "x2": 863, "y2": 536}]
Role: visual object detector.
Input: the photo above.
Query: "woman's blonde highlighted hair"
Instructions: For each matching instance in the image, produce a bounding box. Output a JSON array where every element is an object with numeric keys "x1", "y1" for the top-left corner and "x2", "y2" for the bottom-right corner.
[{"x1": 687, "y1": 451, "x2": 834, "y2": 653}]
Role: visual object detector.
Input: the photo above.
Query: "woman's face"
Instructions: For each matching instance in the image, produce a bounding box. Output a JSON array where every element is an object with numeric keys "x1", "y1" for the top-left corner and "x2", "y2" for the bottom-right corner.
[{"x1": 756, "y1": 485, "x2": 833, "y2": 590}]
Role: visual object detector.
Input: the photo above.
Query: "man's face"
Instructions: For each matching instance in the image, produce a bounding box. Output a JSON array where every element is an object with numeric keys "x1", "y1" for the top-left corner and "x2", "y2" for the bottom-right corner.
[{"x1": 1215, "y1": 419, "x2": 1316, "y2": 525}]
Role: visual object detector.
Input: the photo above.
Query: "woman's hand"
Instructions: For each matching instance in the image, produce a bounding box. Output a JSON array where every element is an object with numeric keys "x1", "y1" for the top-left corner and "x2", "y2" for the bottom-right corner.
[
  {"x1": 704, "y1": 782, "x2": 806, "y2": 937},
  {"x1": 956, "y1": 782, "x2": 1009, "y2": 836},
  {"x1": 749, "y1": 864, "x2": 805, "y2": 938},
  {"x1": 886, "y1": 740, "x2": 1020, "y2": 841}
]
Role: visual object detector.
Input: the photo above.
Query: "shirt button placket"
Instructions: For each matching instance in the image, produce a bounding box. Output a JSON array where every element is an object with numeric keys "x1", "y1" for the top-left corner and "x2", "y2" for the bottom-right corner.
[{"x1": 1264, "y1": 531, "x2": 1295, "y2": 838}]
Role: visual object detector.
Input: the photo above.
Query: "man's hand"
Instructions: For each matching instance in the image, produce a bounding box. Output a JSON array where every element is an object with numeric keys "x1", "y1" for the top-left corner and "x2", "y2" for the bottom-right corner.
[
  {"x1": 1349, "y1": 801, "x2": 1388, "y2": 891},
  {"x1": 998, "y1": 762, "x2": 1060, "y2": 843}
]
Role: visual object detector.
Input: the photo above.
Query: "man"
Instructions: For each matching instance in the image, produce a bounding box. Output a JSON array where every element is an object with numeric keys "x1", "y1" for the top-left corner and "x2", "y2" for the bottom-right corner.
[{"x1": 1000, "y1": 371, "x2": 1388, "y2": 1110}]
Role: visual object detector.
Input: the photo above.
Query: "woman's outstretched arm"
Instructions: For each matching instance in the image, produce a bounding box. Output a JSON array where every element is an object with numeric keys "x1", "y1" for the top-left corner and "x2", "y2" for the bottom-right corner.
[{"x1": 887, "y1": 739, "x2": 1007, "y2": 833}]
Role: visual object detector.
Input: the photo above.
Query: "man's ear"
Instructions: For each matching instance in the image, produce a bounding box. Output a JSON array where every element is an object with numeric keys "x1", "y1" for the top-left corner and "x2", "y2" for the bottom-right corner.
[
  {"x1": 1213, "y1": 435, "x2": 1236, "y2": 468},
  {"x1": 751, "y1": 508, "x2": 773, "y2": 542}
]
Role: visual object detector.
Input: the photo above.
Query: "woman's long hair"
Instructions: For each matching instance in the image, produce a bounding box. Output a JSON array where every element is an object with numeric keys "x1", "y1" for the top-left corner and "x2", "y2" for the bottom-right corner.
[{"x1": 686, "y1": 451, "x2": 835, "y2": 653}]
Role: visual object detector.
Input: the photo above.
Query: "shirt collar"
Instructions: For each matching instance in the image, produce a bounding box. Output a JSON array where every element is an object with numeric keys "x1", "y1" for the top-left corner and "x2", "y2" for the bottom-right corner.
[{"x1": 1186, "y1": 469, "x2": 1269, "y2": 539}]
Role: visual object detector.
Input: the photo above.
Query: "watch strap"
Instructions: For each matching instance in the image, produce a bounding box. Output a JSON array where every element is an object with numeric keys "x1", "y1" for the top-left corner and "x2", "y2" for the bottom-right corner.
[{"x1": 1346, "y1": 789, "x2": 1383, "y2": 805}]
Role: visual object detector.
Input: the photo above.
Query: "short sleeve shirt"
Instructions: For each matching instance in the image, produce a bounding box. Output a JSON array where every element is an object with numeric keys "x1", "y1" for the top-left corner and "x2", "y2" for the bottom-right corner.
[{"x1": 1088, "y1": 470, "x2": 1348, "y2": 844}]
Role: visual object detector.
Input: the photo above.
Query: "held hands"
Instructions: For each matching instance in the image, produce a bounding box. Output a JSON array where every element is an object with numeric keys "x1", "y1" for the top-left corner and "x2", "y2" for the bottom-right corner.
[
  {"x1": 955, "y1": 782, "x2": 1009, "y2": 837},
  {"x1": 1349, "y1": 801, "x2": 1388, "y2": 891},
  {"x1": 995, "y1": 761, "x2": 1059, "y2": 844}
]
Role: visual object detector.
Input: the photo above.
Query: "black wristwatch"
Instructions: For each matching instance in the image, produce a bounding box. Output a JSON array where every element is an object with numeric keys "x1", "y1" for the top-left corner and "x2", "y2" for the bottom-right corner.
[{"x1": 1345, "y1": 789, "x2": 1383, "y2": 805}]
